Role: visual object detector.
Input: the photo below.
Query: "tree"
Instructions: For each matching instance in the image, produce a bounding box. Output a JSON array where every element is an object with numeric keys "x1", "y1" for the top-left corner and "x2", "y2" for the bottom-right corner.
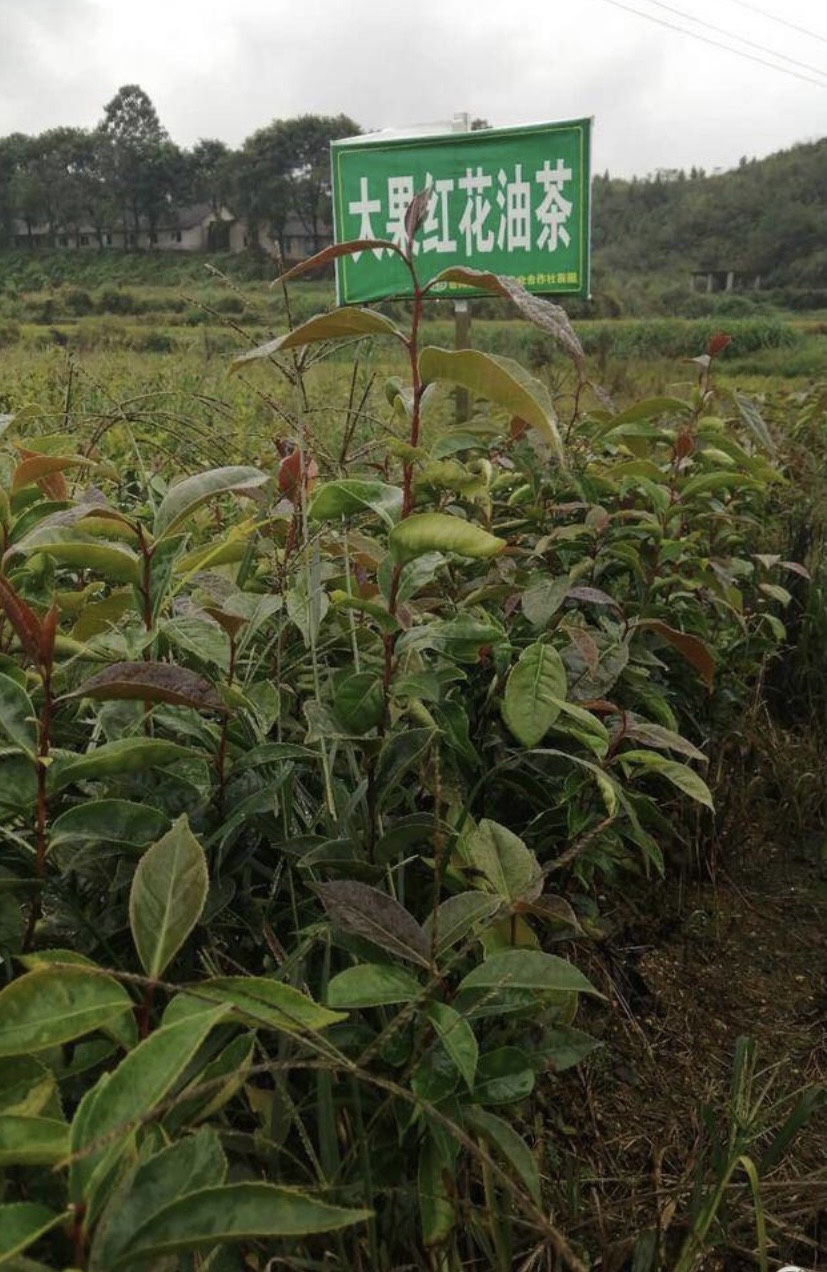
[
  {"x1": 187, "y1": 139, "x2": 236, "y2": 215},
  {"x1": 99, "y1": 84, "x2": 176, "y2": 241},
  {"x1": 279, "y1": 114, "x2": 360, "y2": 252}
]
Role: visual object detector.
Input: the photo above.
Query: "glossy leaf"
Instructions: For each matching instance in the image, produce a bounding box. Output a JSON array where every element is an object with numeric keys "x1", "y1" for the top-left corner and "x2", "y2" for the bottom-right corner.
[
  {"x1": 153, "y1": 465, "x2": 269, "y2": 538},
  {"x1": 427, "y1": 1001, "x2": 478, "y2": 1090},
  {"x1": 422, "y1": 892, "x2": 503, "y2": 958},
  {"x1": 389, "y1": 512, "x2": 506, "y2": 564},
  {"x1": 49, "y1": 738, "x2": 193, "y2": 791},
  {"x1": 0, "y1": 1115, "x2": 69, "y2": 1166},
  {"x1": 121, "y1": 1184, "x2": 371, "y2": 1260},
  {"x1": 522, "y1": 574, "x2": 570, "y2": 627},
  {"x1": 49, "y1": 800, "x2": 171, "y2": 854},
  {"x1": 418, "y1": 1136, "x2": 457, "y2": 1247},
  {"x1": 0, "y1": 1056, "x2": 58, "y2": 1117},
  {"x1": 309, "y1": 478, "x2": 403, "y2": 526},
  {"x1": 327, "y1": 963, "x2": 421, "y2": 1008},
  {"x1": 463, "y1": 1105, "x2": 541, "y2": 1204},
  {"x1": 89, "y1": 1127, "x2": 226, "y2": 1271},
  {"x1": 0, "y1": 1203, "x2": 64, "y2": 1261},
  {"x1": 502, "y1": 642, "x2": 567, "y2": 748},
  {"x1": 334, "y1": 672, "x2": 385, "y2": 734},
  {"x1": 458, "y1": 819, "x2": 543, "y2": 904},
  {"x1": 180, "y1": 977, "x2": 346, "y2": 1033},
  {"x1": 129, "y1": 816, "x2": 209, "y2": 979},
  {"x1": 459, "y1": 949, "x2": 601, "y2": 997},
  {"x1": 7, "y1": 527, "x2": 141, "y2": 584},
  {"x1": 0, "y1": 672, "x2": 37, "y2": 757},
  {"x1": 0, "y1": 965, "x2": 134, "y2": 1056},
  {"x1": 618, "y1": 750, "x2": 714, "y2": 809},
  {"x1": 66, "y1": 661, "x2": 224, "y2": 711},
  {"x1": 472, "y1": 1047, "x2": 535, "y2": 1105},
  {"x1": 69, "y1": 1004, "x2": 230, "y2": 1208},
  {"x1": 419, "y1": 346, "x2": 564, "y2": 460},
  {"x1": 232, "y1": 308, "x2": 403, "y2": 369}
]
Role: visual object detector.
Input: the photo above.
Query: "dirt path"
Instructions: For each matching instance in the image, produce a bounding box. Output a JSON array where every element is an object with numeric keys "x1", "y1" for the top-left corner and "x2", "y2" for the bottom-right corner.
[{"x1": 551, "y1": 843, "x2": 826, "y2": 1271}]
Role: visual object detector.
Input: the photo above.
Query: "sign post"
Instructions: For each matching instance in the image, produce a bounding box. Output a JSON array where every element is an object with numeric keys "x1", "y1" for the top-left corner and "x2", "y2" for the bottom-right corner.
[{"x1": 330, "y1": 117, "x2": 592, "y2": 306}]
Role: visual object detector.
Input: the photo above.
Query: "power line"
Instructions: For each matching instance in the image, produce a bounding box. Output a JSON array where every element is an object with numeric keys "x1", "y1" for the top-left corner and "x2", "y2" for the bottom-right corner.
[
  {"x1": 723, "y1": 0, "x2": 827, "y2": 47},
  {"x1": 597, "y1": 0, "x2": 827, "y2": 87},
  {"x1": 643, "y1": 0, "x2": 827, "y2": 79}
]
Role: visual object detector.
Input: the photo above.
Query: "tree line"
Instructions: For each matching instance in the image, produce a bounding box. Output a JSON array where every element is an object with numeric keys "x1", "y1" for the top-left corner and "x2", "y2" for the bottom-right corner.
[
  {"x1": 592, "y1": 139, "x2": 827, "y2": 287},
  {"x1": 1, "y1": 85, "x2": 824, "y2": 290},
  {"x1": 0, "y1": 85, "x2": 359, "y2": 254}
]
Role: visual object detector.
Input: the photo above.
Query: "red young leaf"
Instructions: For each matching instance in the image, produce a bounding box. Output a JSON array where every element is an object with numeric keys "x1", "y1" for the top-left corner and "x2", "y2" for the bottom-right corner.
[
  {"x1": 39, "y1": 601, "x2": 60, "y2": 669},
  {"x1": 0, "y1": 574, "x2": 42, "y2": 661},
  {"x1": 707, "y1": 331, "x2": 732, "y2": 358},
  {"x1": 274, "y1": 239, "x2": 406, "y2": 284},
  {"x1": 633, "y1": 619, "x2": 715, "y2": 691}
]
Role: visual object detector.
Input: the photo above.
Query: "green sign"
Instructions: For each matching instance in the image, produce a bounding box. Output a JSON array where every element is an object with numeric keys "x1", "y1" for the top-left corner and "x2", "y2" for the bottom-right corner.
[{"x1": 331, "y1": 118, "x2": 591, "y2": 305}]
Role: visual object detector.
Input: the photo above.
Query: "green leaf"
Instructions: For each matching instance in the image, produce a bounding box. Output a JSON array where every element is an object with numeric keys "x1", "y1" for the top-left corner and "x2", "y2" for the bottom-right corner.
[
  {"x1": 419, "y1": 346, "x2": 564, "y2": 461},
  {"x1": 0, "y1": 1116, "x2": 69, "y2": 1166},
  {"x1": 679, "y1": 470, "x2": 760, "y2": 500},
  {"x1": 418, "y1": 1137, "x2": 457, "y2": 1247},
  {"x1": 0, "y1": 1057, "x2": 58, "y2": 1117},
  {"x1": 472, "y1": 1047, "x2": 535, "y2": 1105},
  {"x1": 118, "y1": 1182, "x2": 371, "y2": 1260},
  {"x1": 315, "y1": 880, "x2": 432, "y2": 968},
  {"x1": 426, "y1": 1002, "x2": 478, "y2": 1091},
  {"x1": 375, "y1": 727, "x2": 436, "y2": 803},
  {"x1": 7, "y1": 528, "x2": 141, "y2": 584},
  {"x1": 618, "y1": 750, "x2": 714, "y2": 810},
  {"x1": 389, "y1": 512, "x2": 506, "y2": 564},
  {"x1": 610, "y1": 396, "x2": 692, "y2": 424},
  {"x1": 621, "y1": 720, "x2": 706, "y2": 762},
  {"x1": 309, "y1": 479, "x2": 403, "y2": 526},
  {"x1": 0, "y1": 672, "x2": 37, "y2": 758},
  {"x1": 0, "y1": 966, "x2": 134, "y2": 1056},
  {"x1": 333, "y1": 672, "x2": 384, "y2": 734},
  {"x1": 458, "y1": 819, "x2": 543, "y2": 903},
  {"x1": 179, "y1": 977, "x2": 346, "y2": 1034},
  {"x1": 232, "y1": 308, "x2": 403, "y2": 369},
  {"x1": 522, "y1": 575, "x2": 570, "y2": 627},
  {"x1": 49, "y1": 738, "x2": 193, "y2": 791},
  {"x1": 327, "y1": 963, "x2": 421, "y2": 1008},
  {"x1": 0, "y1": 1203, "x2": 64, "y2": 1262},
  {"x1": 502, "y1": 642, "x2": 567, "y2": 748},
  {"x1": 458, "y1": 950, "x2": 601, "y2": 997},
  {"x1": 462, "y1": 1105, "x2": 541, "y2": 1204},
  {"x1": 164, "y1": 1034, "x2": 254, "y2": 1130},
  {"x1": 129, "y1": 815, "x2": 209, "y2": 980},
  {"x1": 49, "y1": 801, "x2": 171, "y2": 854},
  {"x1": 69, "y1": 1004, "x2": 230, "y2": 1212},
  {"x1": 734, "y1": 390, "x2": 775, "y2": 455},
  {"x1": 541, "y1": 1025, "x2": 602, "y2": 1072},
  {"x1": 153, "y1": 466, "x2": 268, "y2": 539},
  {"x1": 89, "y1": 1128, "x2": 226, "y2": 1271},
  {"x1": 422, "y1": 893, "x2": 503, "y2": 958}
]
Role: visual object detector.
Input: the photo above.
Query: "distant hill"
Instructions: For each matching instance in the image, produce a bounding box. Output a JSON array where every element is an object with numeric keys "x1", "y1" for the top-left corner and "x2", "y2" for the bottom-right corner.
[{"x1": 592, "y1": 139, "x2": 827, "y2": 288}]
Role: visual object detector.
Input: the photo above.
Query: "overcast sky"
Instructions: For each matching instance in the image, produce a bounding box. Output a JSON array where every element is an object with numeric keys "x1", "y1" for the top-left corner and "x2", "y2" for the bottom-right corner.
[{"x1": 1, "y1": 0, "x2": 825, "y2": 177}]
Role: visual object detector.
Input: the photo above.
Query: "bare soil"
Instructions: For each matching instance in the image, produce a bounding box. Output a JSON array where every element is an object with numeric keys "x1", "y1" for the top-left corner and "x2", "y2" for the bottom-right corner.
[{"x1": 550, "y1": 840, "x2": 826, "y2": 1271}]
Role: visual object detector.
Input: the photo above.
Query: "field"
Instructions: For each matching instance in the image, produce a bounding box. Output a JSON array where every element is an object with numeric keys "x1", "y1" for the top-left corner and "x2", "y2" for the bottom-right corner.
[{"x1": 0, "y1": 248, "x2": 824, "y2": 1272}]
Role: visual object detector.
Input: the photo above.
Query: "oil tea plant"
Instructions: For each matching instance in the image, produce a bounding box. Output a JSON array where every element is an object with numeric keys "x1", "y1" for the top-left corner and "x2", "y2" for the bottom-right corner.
[{"x1": 0, "y1": 197, "x2": 812, "y2": 1271}]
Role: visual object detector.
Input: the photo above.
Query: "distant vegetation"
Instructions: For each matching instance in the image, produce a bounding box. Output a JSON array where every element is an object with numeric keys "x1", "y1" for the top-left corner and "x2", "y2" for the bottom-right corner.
[{"x1": 0, "y1": 84, "x2": 824, "y2": 319}]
